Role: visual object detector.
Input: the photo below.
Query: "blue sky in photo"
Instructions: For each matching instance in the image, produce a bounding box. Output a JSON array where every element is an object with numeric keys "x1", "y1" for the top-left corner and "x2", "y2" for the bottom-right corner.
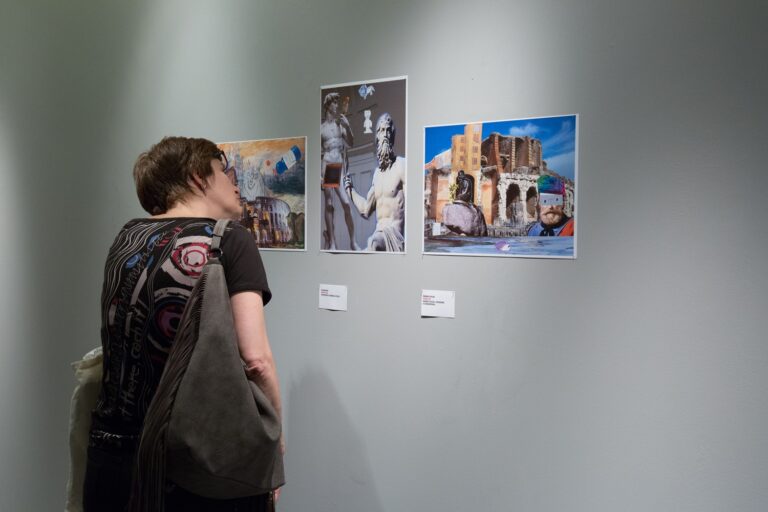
[{"x1": 424, "y1": 115, "x2": 577, "y2": 180}]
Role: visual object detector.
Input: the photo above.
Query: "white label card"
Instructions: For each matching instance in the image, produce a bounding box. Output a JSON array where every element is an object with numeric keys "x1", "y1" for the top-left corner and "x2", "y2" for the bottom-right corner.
[
  {"x1": 319, "y1": 284, "x2": 348, "y2": 311},
  {"x1": 421, "y1": 289, "x2": 455, "y2": 318}
]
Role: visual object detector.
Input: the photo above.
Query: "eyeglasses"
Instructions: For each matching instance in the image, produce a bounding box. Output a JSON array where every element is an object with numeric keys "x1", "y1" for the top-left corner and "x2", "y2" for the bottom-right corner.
[
  {"x1": 215, "y1": 150, "x2": 238, "y2": 186},
  {"x1": 214, "y1": 149, "x2": 229, "y2": 172}
]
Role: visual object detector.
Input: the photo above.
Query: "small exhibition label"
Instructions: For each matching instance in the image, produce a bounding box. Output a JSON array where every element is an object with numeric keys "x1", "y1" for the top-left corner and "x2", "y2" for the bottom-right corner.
[
  {"x1": 319, "y1": 284, "x2": 348, "y2": 311},
  {"x1": 421, "y1": 289, "x2": 455, "y2": 318}
]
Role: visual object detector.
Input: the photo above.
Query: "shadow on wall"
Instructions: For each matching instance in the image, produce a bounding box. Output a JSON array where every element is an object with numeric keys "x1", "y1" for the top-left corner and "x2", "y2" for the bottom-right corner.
[{"x1": 283, "y1": 370, "x2": 384, "y2": 512}]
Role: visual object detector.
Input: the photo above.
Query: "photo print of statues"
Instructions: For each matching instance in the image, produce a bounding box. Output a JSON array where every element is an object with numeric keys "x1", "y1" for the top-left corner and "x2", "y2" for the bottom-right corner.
[
  {"x1": 320, "y1": 76, "x2": 407, "y2": 253},
  {"x1": 218, "y1": 137, "x2": 307, "y2": 250},
  {"x1": 423, "y1": 115, "x2": 577, "y2": 258}
]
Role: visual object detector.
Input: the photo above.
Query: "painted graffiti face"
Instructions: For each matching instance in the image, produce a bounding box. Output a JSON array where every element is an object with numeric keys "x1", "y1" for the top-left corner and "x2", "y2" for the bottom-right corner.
[{"x1": 540, "y1": 203, "x2": 565, "y2": 227}]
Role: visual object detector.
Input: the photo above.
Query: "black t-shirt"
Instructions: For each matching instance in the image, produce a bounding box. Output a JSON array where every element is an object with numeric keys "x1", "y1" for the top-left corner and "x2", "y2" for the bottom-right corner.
[{"x1": 93, "y1": 218, "x2": 271, "y2": 434}]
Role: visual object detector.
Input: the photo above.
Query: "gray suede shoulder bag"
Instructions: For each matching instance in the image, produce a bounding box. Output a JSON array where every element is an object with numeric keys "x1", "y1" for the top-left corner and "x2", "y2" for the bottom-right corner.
[{"x1": 130, "y1": 219, "x2": 284, "y2": 511}]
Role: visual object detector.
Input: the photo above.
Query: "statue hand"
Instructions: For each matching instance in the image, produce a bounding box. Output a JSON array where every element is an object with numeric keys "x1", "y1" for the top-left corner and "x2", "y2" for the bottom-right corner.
[{"x1": 343, "y1": 175, "x2": 352, "y2": 193}]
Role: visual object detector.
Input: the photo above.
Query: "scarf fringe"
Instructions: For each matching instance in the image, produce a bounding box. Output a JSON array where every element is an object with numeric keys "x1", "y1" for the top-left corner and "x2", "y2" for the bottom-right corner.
[{"x1": 128, "y1": 273, "x2": 208, "y2": 512}]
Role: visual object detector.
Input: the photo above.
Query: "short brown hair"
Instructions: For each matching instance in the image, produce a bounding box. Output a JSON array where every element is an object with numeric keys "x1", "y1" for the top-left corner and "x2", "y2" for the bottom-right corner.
[{"x1": 133, "y1": 136, "x2": 221, "y2": 214}]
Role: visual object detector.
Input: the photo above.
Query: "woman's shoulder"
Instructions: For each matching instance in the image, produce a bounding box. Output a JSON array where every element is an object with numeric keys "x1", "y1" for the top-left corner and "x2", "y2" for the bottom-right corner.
[
  {"x1": 220, "y1": 221, "x2": 258, "y2": 252},
  {"x1": 223, "y1": 220, "x2": 251, "y2": 237}
]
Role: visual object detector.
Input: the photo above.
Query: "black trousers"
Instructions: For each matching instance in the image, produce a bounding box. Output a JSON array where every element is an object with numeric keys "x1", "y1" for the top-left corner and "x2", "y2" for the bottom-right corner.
[{"x1": 83, "y1": 443, "x2": 270, "y2": 512}]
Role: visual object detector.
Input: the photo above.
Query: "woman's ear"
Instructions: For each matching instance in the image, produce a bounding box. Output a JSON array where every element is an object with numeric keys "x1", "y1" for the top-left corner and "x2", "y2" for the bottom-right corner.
[{"x1": 191, "y1": 173, "x2": 207, "y2": 195}]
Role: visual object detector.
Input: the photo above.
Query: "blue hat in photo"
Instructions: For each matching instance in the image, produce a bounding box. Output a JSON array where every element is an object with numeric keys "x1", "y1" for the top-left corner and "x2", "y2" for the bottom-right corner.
[
  {"x1": 538, "y1": 175, "x2": 566, "y2": 207},
  {"x1": 537, "y1": 175, "x2": 565, "y2": 196}
]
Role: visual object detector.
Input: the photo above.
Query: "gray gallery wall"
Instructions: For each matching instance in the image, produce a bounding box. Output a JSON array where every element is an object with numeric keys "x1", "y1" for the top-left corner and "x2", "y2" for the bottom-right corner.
[{"x1": 1, "y1": 0, "x2": 766, "y2": 510}]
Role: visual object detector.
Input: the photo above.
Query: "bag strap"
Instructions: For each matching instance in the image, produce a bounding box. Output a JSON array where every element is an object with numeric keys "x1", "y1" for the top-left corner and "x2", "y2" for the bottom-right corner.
[{"x1": 209, "y1": 219, "x2": 230, "y2": 261}]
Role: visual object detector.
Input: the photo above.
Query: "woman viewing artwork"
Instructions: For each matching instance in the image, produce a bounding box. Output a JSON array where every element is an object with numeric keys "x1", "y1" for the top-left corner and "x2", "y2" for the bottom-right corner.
[{"x1": 83, "y1": 136, "x2": 283, "y2": 511}]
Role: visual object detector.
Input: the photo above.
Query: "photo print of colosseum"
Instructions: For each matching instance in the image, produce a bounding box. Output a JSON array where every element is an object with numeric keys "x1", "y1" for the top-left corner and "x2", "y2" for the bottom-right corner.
[
  {"x1": 423, "y1": 114, "x2": 577, "y2": 258},
  {"x1": 218, "y1": 136, "x2": 307, "y2": 250}
]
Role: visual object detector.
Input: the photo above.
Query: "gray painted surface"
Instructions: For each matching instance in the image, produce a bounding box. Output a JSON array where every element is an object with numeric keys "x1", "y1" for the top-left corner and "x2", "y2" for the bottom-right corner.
[{"x1": 0, "y1": 0, "x2": 766, "y2": 510}]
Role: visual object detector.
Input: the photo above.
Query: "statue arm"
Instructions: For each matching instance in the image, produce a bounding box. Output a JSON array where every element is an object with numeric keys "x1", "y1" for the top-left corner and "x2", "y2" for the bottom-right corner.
[
  {"x1": 345, "y1": 177, "x2": 375, "y2": 218},
  {"x1": 340, "y1": 115, "x2": 353, "y2": 147}
]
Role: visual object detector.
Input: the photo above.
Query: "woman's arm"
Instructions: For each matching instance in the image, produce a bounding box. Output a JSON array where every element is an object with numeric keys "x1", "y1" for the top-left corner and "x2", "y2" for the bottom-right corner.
[{"x1": 231, "y1": 291, "x2": 282, "y2": 421}]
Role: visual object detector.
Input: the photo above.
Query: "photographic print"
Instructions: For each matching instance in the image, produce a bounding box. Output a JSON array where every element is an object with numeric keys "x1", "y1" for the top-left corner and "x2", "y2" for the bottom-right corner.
[
  {"x1": 218, "y1": 137, "x2": 307, "y2": 251},
  {"x1": 320, "y1": 76, "x2": 407, "y2": 253},
  {"x1": 423, "y1": 114, "x2": 577, "y2": 258}
]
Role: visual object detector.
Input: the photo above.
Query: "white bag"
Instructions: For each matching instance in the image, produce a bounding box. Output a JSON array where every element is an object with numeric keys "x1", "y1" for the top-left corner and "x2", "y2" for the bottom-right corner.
[{"x1": 65, "y1": 347, "x2": 102, "y2": 512}]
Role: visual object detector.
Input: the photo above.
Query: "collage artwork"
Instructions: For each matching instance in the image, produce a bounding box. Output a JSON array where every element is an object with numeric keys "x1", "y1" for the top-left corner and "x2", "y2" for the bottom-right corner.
[
  {"x1": 424, "y1": 114, "x2": 577, "y2": 258},
  {"x1": 218, "y1": 137, "x2": 307, "y2": 251},
  {"x1": 319, "y1": 77, "x2": 407, "y2": 253}
]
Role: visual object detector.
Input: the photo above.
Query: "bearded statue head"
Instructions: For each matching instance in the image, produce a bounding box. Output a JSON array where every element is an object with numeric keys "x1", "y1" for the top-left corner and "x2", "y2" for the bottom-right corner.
[{"x1": 375, "y1": 113, "x2": 396, "y2": 170}]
